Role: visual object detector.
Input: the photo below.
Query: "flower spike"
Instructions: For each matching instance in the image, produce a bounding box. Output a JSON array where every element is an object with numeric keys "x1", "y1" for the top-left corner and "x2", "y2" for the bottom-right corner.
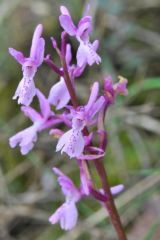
[{"x1": 8, "y1": 5, "x2": 128, "y2": 237}]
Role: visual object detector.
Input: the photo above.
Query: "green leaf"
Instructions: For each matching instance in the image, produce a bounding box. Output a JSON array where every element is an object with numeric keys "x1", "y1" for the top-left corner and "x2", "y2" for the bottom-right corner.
[{"x1": 128, "y1": 77, "x2": 160, "y2": 99}]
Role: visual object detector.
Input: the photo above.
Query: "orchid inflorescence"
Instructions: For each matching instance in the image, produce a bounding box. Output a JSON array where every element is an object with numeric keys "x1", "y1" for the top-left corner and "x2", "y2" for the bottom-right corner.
[{"x1": 9, "y1": 5, "x2": 128, "y2": 233}]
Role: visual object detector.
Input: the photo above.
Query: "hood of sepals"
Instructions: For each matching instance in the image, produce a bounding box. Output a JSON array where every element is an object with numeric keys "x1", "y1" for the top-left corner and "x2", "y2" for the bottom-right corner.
[
  {"x1": 76, "y1": 16, "x2": 92, "y2": 42},
  {"x1": 70, "y1": 104, "x2": 98, "y2": 131}
]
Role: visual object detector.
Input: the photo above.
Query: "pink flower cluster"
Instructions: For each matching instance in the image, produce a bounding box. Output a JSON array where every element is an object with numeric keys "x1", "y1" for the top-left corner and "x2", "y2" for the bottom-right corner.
[{"x1": 9, "y1": 6, "x2": 128, "y2": 231}]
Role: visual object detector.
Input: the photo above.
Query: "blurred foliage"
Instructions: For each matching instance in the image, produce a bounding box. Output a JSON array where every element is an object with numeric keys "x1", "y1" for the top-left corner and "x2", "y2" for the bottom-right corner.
[{"x1": 0, "y1": 0, "x2": 160, "y2": 239}]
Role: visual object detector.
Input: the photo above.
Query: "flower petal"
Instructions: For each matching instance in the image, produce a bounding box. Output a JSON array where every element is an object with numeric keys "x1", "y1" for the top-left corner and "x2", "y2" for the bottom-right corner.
[
  {"x1": 21, "y1": 106, "x2": 41, "y2": 122},
  {"x1": 60, "y1": 6, "x2": 70, "y2": 15},
  {"x1": 92, "y1": 40, "x2": 99, "y2": 51},
  {"x1": 49, "y1": 202, "x2": 78, "y2": 230},
  {"x1": 49, "y1": 205, "x2": 62, "y2": 225},
  {"x1": 85, "y1": 82, "x2": 99, "y2": 112},
  {"x1": 87, "y1": 96, "x2": 105, "y2": 120},
  {"x1": 59, "y1": 15, "x2": 76, "y2": 36},
  {"x1": 67, "y1": 130, "x2": 85, "y2": 158},
  {"x1": 13, "y1": 78, "x2": 36, "y2": 106},
  {"x1": 86, "y1": 42, "x2": 101, "y2": 66},
  {"x1": 66, "y1": 44, "x2": 72, "y2": 67},
  {"x1": 36, "y1": 89, "x2": 51, "y2": 120},
  {"x1": 59, "y1": 5, "x2": 77, "y2": 37},
  {"x1": 111, "y1": 185, "x2": 124, "y2": 195},
  {"x1": 73, "y1": 64, "x2": 86, "y2": 78},
  {"x1": 30, "y1": 24, "x2": 43, "y2": 59},
  {"x1": 56, "y1": 129, "x2": 73, "y2": 152},
  {"x1": 79, "y1": 152, "x2": 104, "y2": 160},
  {"x1": 53, "y1": 167, "x2": 81, "y2": 201},
  {"x1": 77, "y1": 16, "x2": 92, "y2": 40},
  {"x1": 9, "y1": 48, "x2": 25, "y2": 65},
  {"x1": 48, "y1": 77, "x2": 70, "y2": 110},
  {"x1": 9, "y1": 125, "x2": 38, "y2": 155},
  {"x1": 76, "y1": 41, "x2": 87, "y2": 67},
  {"x1": 60, "y1": 202, "x2": 78, "y2": 230},
  {"x1": 77, "y1": 41, "x2": 101, "y2": 67},
  {"x1": 79, "y1": 160, "x2": 90, "y2": 195},
  {"x1": 20, "y1": 142, "x2": 34, "y2": 155},
  {"x1": 56, "y1": 129, "x2": 85, "y2": 158},
  {"x1": 34, "y1": 38, "x2": 45, "y2": 66}
]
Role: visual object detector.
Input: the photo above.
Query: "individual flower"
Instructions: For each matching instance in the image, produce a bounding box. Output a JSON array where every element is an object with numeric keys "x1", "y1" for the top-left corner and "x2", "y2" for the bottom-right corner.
[
  {"x1": 59, "y1": 6, "x2": 101, "y2": 67},
  {"x1": 9, "y1": 123, "x2": 39, "y2": 155},
  {"x1": 48, "y1": 77, "x2": 70, "y2": 110},
  {"x1": 56, "y1": 82, "x2": 105, "y2": 158},
  {"x1": 9, "y1": 24, "x2": 45, "y2": 106},
  {"x1": 48, "y1": 43, "x2": 86, "y2": 110},
  {"x1": 9, "y1": 89, "x2": 61, "y2": 155},
  {"x1": 104, "y1": 75, "x2": 128, "y2": 104},
  {"x1": 48, "y1": 44, "x2": 72, "y2": 110},
  {"x1": 49, "y1": 168, "x2": 81, "y2": 230},
  {"x1": 49, "y1": 168, "x2": 124, "y2": 230}
]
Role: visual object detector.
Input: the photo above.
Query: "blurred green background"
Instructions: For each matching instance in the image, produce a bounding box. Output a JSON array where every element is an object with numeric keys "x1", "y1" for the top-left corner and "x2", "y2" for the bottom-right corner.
[{"x1": 0, "y1": 0, "x2": 160, "y2": 239}]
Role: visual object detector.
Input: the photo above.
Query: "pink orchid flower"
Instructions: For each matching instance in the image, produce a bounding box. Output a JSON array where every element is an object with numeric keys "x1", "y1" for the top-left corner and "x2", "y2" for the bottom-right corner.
[
  {"x1": 48, "y1": 44, "x2": 72, "y2": 110},
  {"x1": 56, "y1": 82, "x2": 105, "y2": 158},
  {"x1": 48, "y1": 43, "x2": 86, "y2": 110},
  {"x1": 9, "y1": 24, "x2": 45, "y2": 106},
  {"x1": 59, "y1": 6, "x2": 101, "y2": 67},
  {"x1": 49, "y1": 168, "x2": 81, "y2": 230},
  {"x1": 9, "y1": 89, "x2": 60, "y2": 155},
  {"x1": 49, "y1": 168, "x2": 124, "y2": 230}
]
